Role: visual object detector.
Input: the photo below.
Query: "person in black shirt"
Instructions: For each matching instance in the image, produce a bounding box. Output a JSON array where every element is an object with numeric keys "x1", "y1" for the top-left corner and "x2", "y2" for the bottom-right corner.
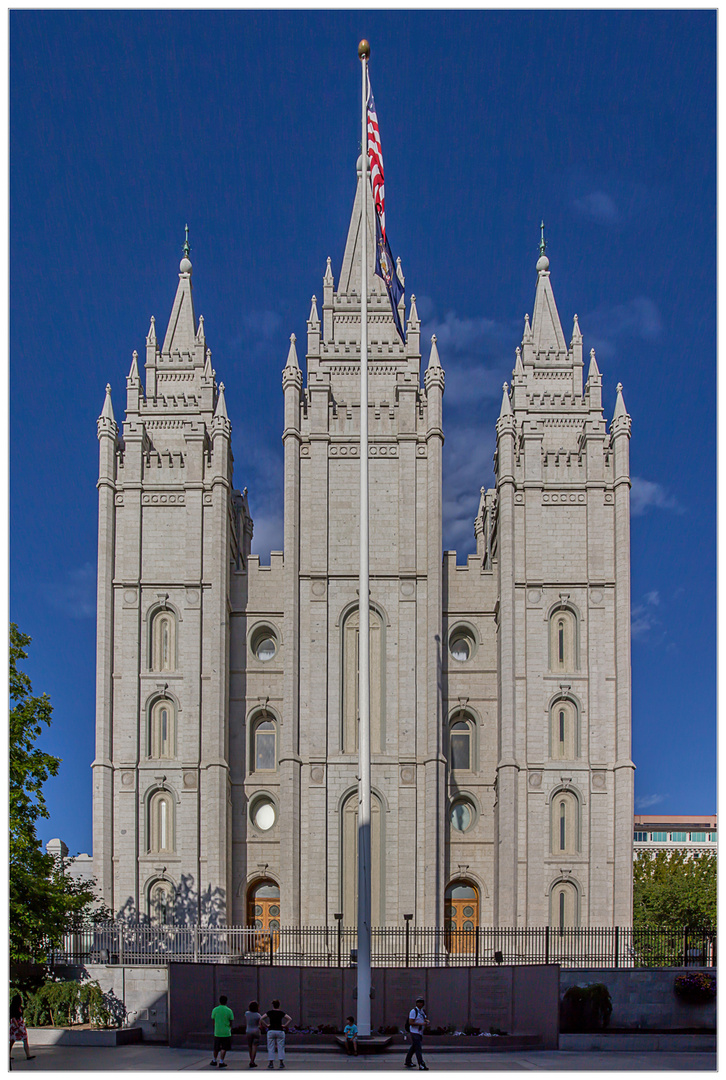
[{"x1": 260, "y1": 1000, "x2": 291, "y2": 1070}]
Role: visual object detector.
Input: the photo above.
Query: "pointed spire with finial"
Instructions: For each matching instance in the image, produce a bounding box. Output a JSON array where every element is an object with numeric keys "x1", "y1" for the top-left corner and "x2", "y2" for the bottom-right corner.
[
  {"x1": 147, "y1": 315, "x2": 157, "y2": 346},
  {"x1": 408, "y1": 294, "x2": 420, "y2": 328},
  {"x1": 499, "y1": 381, "x2": 513, "y2": 418},
  {"x1": 214, "y1": 381, "x2": 229, "y2": 421},
  {"x1": 613, "y1": 382, "x2": 628, "y2": 420},
  {"x1": 588, "y1": 347, "x2": 600, "y2": 380},
  {"x1": 204, "y1": 348, "x2": 213, "y2": 379},
  {"x1": 539, "y1": 220, "x2": 547, "y2": 258},
  {"x1": 514, "y1": 345, "x2": 524, "y2": 377},
  {"x1": 427, "y1": 333, "x2": 441, "y2": 370},
  {"x1": 324, "y1": 256, "x2": 334, "y2": 286},
  {"x1": 308, "y1": 295, "x2": 320, "y2": 327},
  {"x1": 571, "y1": 313, "x2": 582, "y2": 343},
  {"x1": 101, "y1": 383, "x2": 115, "y2": 423},
  {"x1": 128, "y1": 350, "x2": 140, "y2": 384},
  {"x1": 285, "y1": 332, "x2": 300, "y2": 370}
]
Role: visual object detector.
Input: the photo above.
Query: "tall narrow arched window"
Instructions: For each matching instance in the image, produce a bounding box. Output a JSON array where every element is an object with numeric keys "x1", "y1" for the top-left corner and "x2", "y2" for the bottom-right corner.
[
  {"x1": 341, "y1": 607, "x2": 384, "y2": 754},
  {"x1": 151, "y1": 610, "x2": 176, "y2": 672},
  {"x1": 550, "y1": 880, "x2": 579, "y2": 930},
  {"x1": 251, "y1": 713, "x2": 277, "y2": 772},
  {"x1": 449, "y1": 714, "x2": 474, "y2": 771},
  {"x1": 149, "y1": 699, "x2": 175, "y2": 759},
  {"x1": 550, "y1": 698, "x2": 577, "y2": 759},
  {"x1": 341, "y1": 791, "x2": 383, "y2": 925},
  {"x1": 549, "y1": 607, "x2": 578, "y2": 672},
  {"x1": 149, "y1": 879, "x2": 175, "y2": 924},
  {"x1": 550, "y1": 790, "x2": 579, "y2": 855},
  {"x1": 148, "y1": 791, "x2": 174, "y2": 853}
]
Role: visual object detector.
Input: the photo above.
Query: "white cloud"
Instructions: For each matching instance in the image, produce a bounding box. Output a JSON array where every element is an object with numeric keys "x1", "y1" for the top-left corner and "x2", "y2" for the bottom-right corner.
[
  {"x1": 249, "y1": 509, "x2": 284, "y2": 562},
  {"x1": 574, "y1": 190, "x2": 619, "y2": 225},
  {"x1": 635, "y1": 793, "x2": 667, "y2": 811},
  {"x1": 46, "y1": 562, "x2": 96, "y2": 619},
  {"x1": 442, "y1": 426, "x2": 496, "y2": 555},
  {"x1": 631, "y1": 590, "x2": 661, "y2": 640},
  {"x1": 630, "y1": 476, "x2": 682, "y2": 517}
]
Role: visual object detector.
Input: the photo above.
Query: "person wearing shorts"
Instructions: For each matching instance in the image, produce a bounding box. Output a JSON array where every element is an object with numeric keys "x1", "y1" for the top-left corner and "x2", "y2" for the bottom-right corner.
[
  {"x1": 210, "y1": 995, "x2": 234, "y2": 1068},
  {"x1": 245, "y1": 1000, "x2": 262, "y2": 1068}
]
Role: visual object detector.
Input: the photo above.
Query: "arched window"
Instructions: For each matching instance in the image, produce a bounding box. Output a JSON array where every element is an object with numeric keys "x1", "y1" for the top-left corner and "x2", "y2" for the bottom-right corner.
[
  {"x1": 341, "y1": 607, "x2": 384, "y2": 754},
  {"x1": 148, "y1": 791, "x2": 174, "y2": 853},
  {"x1": 549, "y1": 607, "x2": 578, "y2": 672},
  {"x1": 149, "y1": 699, "x2": 175, "y2": 759},
  {"x1": 251, "y1": 713, "x2": 277, "y2": 772},
  {"x1": 449, "y1": 714, "x2": 473, "y2": 771},
  {"x1": 149, "y1": 879, "x2": 175, "y2": 924},
  {"x1": 151, "y1": 610, "x2": 176, "y2": 672},
  {"x1": 445, "y1": 880, "x2": 479, "y2": 954},
  {"x1": 550, "y1": 880, "x2": 579, "y2": 931},
  {"x1": 246, "y1": 879, "x2": 281, "y2": 953},
  {"x1": 550, "y1": 698, "x2": 577, "y2": 759},
  {"x1": 341, "y1": 791, "x2": 383, "y2": 925},
  {"x1": 551, "y1": 790, "x2": 579, "y2": 855}
]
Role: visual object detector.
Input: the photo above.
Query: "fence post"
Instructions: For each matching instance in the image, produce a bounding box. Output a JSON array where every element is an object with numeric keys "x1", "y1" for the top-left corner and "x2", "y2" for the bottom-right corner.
[
  {"x1": 682, "y1": 927, "x2": 688, "y2": 967},
  {"x1": 404, "y1": 914, "x2": 412, "y2": 969},
  {"x1": 545, "y1": 925, "x2": 549, "y2": 966},
  {"x1": 614, "y1": 925, "x2": 619, "y2": 969},
  {"x1": 269, "y1": 929, "x2": 274, "y2": 966}
]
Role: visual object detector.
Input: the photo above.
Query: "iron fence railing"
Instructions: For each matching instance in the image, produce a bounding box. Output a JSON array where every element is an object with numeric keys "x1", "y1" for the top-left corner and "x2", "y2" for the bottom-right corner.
[{"x1": 47, "y1": 923, "x2": 716, "y2": 969}]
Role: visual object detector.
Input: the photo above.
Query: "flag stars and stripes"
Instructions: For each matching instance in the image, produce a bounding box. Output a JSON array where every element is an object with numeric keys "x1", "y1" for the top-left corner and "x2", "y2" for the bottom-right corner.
[{"x1": 367, "y1": 85, "x2": 385, "y2": 242}]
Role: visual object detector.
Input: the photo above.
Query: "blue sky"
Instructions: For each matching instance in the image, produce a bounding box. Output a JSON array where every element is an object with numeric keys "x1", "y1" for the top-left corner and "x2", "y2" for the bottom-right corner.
[{"x1": 10, "y1": 11, "x2": 716, "y2": 856}]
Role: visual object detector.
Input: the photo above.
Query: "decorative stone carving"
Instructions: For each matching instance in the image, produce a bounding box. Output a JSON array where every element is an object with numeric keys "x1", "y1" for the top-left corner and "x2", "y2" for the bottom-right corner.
[
  {"x1": 121, "y1": 771, "x2": 134, "y2": 787},
  {"x1": 310, "y1": 766, "x2": 325, "y2": 784},
  {"x1": 591, "y1": 771, "x2": 606, "y2": 791},
  {"x1": 183, "y1": 771, "x2": 197, "y2": 789},
  {"x1": 528, "y1": 771, "x2": 542, "y2": 788},
  {"x1": 400, "y1": 766, "x2": 415, "y2": 784}
]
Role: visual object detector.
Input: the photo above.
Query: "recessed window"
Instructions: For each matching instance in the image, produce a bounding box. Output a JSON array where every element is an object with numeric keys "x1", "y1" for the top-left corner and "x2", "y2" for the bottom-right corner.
[
  {"x1": 691, "y1": 832, "x2": 706, "y2": 842},
  {"x1": 634, "y1": 831, "x2": 648, "y2": 842},
  {"x1": 670, "y1": 832, "x2": 687, "y2": 842},
  {"x1": 249, "y1": 624, "x2": 279, "y2": 662},
  {"x1": 450, "y1": 719, "x2": 472, "y2": 771},
  {"x1": 709, "y1": 832, "x2": 717, "y2": 842},
  {"x1": 651, "y1": 831, "x2": 667, "y2": 842},
  {"x1": 250, "y1": 796, "x2": 277, "y2": 832},
  {"x1": 450, "y1": 799, "x2": 475, "y2": 833},
  {"x1": 449, "y1": 627, "x2": 475, "y2": 663},
  {"x1": 254, "y1": 717, "x2": 277, "y2": 771}
]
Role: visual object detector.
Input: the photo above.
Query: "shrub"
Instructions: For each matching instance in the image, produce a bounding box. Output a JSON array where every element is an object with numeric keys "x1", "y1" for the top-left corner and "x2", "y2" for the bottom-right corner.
[
  {"x1": 674, "y1": 972, "x2": 716, "y2": 1003},
  {"x1": 462, "y1": 1023, "x2": 481, "y2": 1035},
  {"x1": 20, "y1": 979, "x2": 126, "y2": 1029},
  {"x1": 560, "y1": 983, "x2": 612, "y2": 1033}
]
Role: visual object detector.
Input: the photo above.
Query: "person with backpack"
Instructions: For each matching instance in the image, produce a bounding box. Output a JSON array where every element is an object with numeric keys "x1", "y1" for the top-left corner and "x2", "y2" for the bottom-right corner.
[{"x1": 404, "y1": 996, "x2": 429, "y2": 1070}]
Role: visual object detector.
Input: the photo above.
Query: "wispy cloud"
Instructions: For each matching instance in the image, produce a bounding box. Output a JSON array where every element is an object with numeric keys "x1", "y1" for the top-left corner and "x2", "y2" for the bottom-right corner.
[
  {"x1": 46, "y1": 562, "x2": 96, "y2": 619},
  {"x1": 574, "y1": 190, "x2": 619, "y2": 225},
  {"x1": 631, "y1": 476, "x2": 682, "y2": 517},
  {"x1": 636, "y1": 793, "x2": 667, "y2": 811},
  {"x1": 584, "y1": 297, "x2": 662, "y2": 360},
  {"x1": 249, "y1": 509, "x2": 284, "y2": 562},
  {"x1": 631, "y1": 590, "x2": 661, "y2": 640}
]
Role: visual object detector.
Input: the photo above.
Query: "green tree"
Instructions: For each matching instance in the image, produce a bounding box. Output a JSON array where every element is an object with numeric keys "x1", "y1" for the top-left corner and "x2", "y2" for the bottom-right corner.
[
  {"x1": 10, "y1": 624, "x2": 103, "y2": 963},
  {"x1": 633, "y1": 849, "x2": 716, "y2": 929}
]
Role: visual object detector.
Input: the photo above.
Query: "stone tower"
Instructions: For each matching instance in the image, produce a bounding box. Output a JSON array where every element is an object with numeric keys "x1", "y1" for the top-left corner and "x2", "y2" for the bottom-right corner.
[
  {"x1": 490, "y1": 239, "x2": 634, "y2": 926},
  {"x1": 93, "y1": 241, "x2": 251, "y2": 921}
]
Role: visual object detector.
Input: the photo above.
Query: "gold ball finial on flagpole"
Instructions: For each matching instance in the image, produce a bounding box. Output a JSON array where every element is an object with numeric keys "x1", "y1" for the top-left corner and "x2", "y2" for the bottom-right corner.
[{"x1": 358, "y1": 39, "x2": 370, "y2": 59}]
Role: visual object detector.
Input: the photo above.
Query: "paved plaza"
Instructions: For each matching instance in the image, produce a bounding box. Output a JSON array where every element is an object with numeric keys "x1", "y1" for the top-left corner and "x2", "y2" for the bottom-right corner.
[{"x1": 8, "y1": 1045, "x2": 716, "y2": 1072}]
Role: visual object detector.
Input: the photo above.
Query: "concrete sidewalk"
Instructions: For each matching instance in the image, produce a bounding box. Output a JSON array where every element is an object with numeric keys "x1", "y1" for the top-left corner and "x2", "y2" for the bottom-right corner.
[{"x1": 8, "y1": 1045, "x2": 717, "y2": 1071}]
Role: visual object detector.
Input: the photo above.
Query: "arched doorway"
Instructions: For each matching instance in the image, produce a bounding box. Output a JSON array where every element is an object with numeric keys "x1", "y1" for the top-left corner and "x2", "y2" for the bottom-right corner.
[
  {"x1": 247, "y1": 879, "x2": 281, "y2": 952},
  {"x1": 445, "y1": 880, "x2": 479, "y2": 954}
]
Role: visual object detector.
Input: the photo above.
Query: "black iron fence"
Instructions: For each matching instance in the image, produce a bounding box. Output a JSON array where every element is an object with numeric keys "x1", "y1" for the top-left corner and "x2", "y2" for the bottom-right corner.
[{"x1": 48, "y1": 923, "x2": 716, "y2": 970}]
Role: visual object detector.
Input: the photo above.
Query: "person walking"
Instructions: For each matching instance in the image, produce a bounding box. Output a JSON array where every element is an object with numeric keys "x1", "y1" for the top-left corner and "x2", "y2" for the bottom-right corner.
[
  {"x1": 9, "y1": 996, "x2": 34, "y2": 1069},
  {"x1": 260, "y1": 999, "x2": 291, "y2": 1070},
  {"x1": 343, "y1": 1015, "x2": 358, "y2": 1056},
  {"x1": 404, "y1": 996, "x2": 429, "y2": 1070},
  {"x1": 245, "y1": 1000, "x2": 263, "y2": 1068},
  {"x1": 210, "y1": 994, "x2": 234, "y2": 1068}
]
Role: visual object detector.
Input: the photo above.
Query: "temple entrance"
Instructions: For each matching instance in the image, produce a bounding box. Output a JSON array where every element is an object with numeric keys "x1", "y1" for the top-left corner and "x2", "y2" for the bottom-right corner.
[
  {"x1": 246, "y1": 879, "x2": 281, "y2": 952},
  {"x1": 445, "y1": 881, "x2": 479, "y2": 954}
]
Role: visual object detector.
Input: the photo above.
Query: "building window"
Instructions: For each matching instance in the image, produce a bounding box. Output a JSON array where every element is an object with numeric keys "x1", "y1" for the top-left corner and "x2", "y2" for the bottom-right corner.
[
  {"x1": 252, "y1": 714, "x2": 277, "y2": 771},
  {"x1": 151, "y1": 610, "x2": 176, "y2": 672},
  {"x1": 691, "y1": 832, "x2": 706, "y2": 842},
  {"x1": 148, "y1": 791, "x2": 174, "y2": 853},
  {"x1": 449, "y1": 715, "x2": 473, "y2": 771},
  {"x1": 634, "y1": 831, "x2": 648, "y2": 842},
  {"x1": 650, "y1": 832, "x2": 667, "y2": 842},
  {"x1": 149, "y1": 699, "x2": 175, "y2": 759},
  {"x1": 550, "y1": 698, "x2": 577, "y2": 759},
  {"x1": 249, "y1": 795, "x2": 277, "y2": 833},
  {"x1": 550, "y1": 880, "x2": 578, "y2": 931},
  {"x1": 709, "y1": 832, "x2": 717, "y2": 842},
  {"x1": 449, "y1": 797, "x2": 476, "y2": 833},
  {"x1": 149, "y1": 880, "x2": 175, "y2": 924},
  {"x1": 551, "y1": 790, "x2": 579, "y2": 855},
  {"x1": 670, "y1": 832, "x2": 688, "y2": 842},
  {"x1": 341, "y1": 606, "x2": 384, "y2": 754},
  {"x1": 448, "y1": 626, "x2": 476, "y2": 663},
  {"x1": 549, "y1": 607, "x2": 578, "y2": 672},
  {"x1": 445, "y1": 880, "x2": 479, "y2": 953},
  {"x1": 250, "y1": 624, "x2": 279, "y2": 662}
]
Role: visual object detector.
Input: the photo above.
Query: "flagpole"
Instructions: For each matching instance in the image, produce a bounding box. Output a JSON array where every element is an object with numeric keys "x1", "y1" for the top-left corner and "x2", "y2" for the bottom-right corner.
[{"x1": 357, "y1": 36, "x2": 372, "y2": 1040}]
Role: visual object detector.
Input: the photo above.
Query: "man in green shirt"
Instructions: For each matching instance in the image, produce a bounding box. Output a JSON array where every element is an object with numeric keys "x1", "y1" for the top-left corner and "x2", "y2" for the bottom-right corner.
[{"x1": 211, "y1": 995, "x2": 234, "y2": 1068}]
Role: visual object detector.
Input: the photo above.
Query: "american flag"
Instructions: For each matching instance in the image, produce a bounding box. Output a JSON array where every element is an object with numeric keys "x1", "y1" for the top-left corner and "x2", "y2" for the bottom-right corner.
[{"x1": 366, "y1": 79, "x2": 385, "y2": 241}]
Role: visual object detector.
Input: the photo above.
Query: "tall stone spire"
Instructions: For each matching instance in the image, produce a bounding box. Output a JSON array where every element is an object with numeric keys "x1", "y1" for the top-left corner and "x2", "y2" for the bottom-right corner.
[
  {"x1": 530, "y1": 225, "x2": 567, "y2": 358},
  {"x1": 337, "y1": 156, "x2": 386, "y2": 298},
  {"x1": 161, "y1": 227, "x2": 197, "y2": 357}
]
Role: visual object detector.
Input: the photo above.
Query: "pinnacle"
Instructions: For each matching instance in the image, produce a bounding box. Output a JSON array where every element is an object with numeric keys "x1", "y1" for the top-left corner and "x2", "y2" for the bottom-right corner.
[
  {"x1": 499, "y1": 382, "x2": 512, "y2": 417},
  {"x1": 324, "y1": 256, "x2": 334, "y2": 285},
  {"x1": 427, "y1": 334, "x2": 441, "y2": 370},
  {"x1": 285, "y1": 333, "x2": 300, "y2": 369},
  {"x1": 588, "y1": 347, "x2": 600, "y2": 379},
  {"x1": 514, "y1": 346, "x2": 524, "y2": 377},
  {"x1": 408, "y1": 294, "x2": 420, "y2": 328},
  {"x1": 308, "y1": 295, "x2": 320, "y2": 325},
  {"x1": 613, "y1": 382, "x2": 628, "y2": 420},
  {"x1": 214, "y1": 382, "x2": 229, "y2": 421},
  {"x1": 128, "y1": 350, "x2": 140, "y2": 383},
  {"x1": 101, "y1": 383, "x2": 115, "y2": 423}
]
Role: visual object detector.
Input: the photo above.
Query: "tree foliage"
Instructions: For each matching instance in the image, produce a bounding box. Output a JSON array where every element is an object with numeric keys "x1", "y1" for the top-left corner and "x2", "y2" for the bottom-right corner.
[
  {"x1": 9, "y1": 624, "x2": 106, "y2": 963},
  {"x1": 633, "y1": 849, "x2": 716, "y2": 929}
]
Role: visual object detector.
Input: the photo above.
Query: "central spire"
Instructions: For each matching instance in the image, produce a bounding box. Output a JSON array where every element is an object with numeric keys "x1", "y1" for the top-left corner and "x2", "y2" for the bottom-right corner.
[{"x1": 337, "y1": 156, "x2": 387, "y2": 299}]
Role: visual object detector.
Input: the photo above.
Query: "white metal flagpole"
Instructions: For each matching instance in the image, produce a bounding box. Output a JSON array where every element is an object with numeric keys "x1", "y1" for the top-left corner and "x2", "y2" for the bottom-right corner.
[{"x1": 356, "y1": 36, "x2": 372, "y2": 1039}]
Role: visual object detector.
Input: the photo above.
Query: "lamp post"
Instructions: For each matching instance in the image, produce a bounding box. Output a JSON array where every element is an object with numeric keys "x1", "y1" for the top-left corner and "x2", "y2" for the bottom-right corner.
[
  {"x1": 334, "y1": 912, "x2": 343, "y2": 969},
  {"x1": 403, "y1": 914, "x2": 413, "y2": 969}
]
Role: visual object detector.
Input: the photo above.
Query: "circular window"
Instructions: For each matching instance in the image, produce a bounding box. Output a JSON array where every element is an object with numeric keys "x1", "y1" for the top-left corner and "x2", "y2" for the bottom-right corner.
[
  {"x1": 250, "y1": 626, "x2": 278, "y2": 662},
  {"x1": 251, "y1": 797, "x2": 277, "y2": 831},
  {"x1": 450, "y1": 799, "x2": 475, "y2": 832},
  {"x1": 449, "y1": 627, "x2": 475, "y2": 663}
]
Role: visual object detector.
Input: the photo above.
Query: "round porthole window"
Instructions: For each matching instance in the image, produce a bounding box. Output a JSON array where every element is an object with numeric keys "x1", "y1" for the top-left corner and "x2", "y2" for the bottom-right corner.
[
  {"x1": 450, "y1": 799, "x2": 475, "y2": 832},
  {"x1": 251, "y1": 797, "x2": 277, "y2": 831},
  {"x1": 449, "y1": 627, "x2": 475, "y2": 663},
  {"x1": 250, "y1": 626, "x2": 278, "y2": 662}
]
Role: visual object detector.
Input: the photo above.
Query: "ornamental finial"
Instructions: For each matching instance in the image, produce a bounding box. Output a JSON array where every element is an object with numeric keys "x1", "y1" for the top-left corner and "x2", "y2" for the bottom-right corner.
[
  {"x1": 539, "y1": 220, "x2": 547, "y2": 257},
  {"x1": 183, "y1": 224, "x2": 190, "y2": 259},
  {"x1": 358, "y1": 39, "x2": 370, "y2": 59}
]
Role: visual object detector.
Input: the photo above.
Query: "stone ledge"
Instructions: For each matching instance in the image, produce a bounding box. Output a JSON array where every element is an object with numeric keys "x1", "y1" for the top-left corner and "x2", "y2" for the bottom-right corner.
[{"x1": 27, "y1": 1027, "x2": 143, "y2": 1046}]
